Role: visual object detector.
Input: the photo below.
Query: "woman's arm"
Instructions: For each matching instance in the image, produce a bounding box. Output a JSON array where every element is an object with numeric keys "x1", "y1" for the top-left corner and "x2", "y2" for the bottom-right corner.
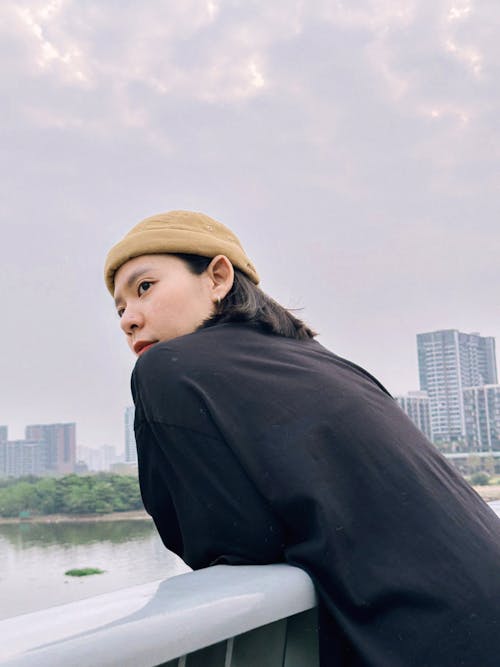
[{"x1": 132, "y1": 360, "x2": 285, "y2": 569}]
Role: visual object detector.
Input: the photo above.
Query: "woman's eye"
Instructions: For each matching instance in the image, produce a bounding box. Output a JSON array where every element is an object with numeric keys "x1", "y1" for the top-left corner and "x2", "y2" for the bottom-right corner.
[
  {"x1": 117, "y1": 308, "x2": 124, "y2": 319},
  {"x1": 138, "y1": 281, "x2": 152, "y2": 296}
]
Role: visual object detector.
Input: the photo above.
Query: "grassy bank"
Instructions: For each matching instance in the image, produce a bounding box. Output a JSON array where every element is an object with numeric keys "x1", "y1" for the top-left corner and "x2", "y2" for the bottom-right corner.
[
  {"x1": 0, "y1": 509, "x2": 151, "y2": 525},
  {"x1": 0, "y1": 488, "x2": 497, "y2": 526},
  {"x1": 1, "y1": 472, "x2": 498, "y2": 526}
]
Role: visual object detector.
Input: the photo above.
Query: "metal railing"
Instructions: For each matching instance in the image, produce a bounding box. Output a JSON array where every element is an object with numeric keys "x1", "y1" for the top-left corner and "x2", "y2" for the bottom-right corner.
[{"x1": 0, "y1": 564, "x2": 319, "y2": 667}]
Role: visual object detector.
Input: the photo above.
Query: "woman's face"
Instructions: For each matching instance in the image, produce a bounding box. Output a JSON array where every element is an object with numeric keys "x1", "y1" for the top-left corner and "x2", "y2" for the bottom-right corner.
[{"x1": 113, "y1": 254, "x2": 217, "y2": 356}]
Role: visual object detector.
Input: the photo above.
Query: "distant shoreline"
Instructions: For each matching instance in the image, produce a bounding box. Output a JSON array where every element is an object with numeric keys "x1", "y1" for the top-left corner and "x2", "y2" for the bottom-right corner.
[
  {"x1": 0, "y1": 486, "x2": 499, "y2": 525},
  {"x1": 0, "y1": 509, "x2": 151, "y2": 525},
  {"x1": 473, "y1": 484, "x2": 500, "y2": 503}
]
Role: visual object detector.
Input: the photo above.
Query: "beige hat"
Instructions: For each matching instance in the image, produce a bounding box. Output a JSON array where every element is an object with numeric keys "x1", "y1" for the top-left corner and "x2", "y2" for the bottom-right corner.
[{"x1": 104, "y1": 210, "x2": 259, "y2": 294}]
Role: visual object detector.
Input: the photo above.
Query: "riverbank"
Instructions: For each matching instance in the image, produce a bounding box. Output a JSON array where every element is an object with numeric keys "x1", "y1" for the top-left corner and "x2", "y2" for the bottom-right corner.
[
  {"x1": 473, "y1": 484, "x2": 500, "y2": 502},
  {"x1": 0, "y1": 486, "x2": 499, "y2": 524},
  {"x1": 0, "y1": 509, "x2": 151, "y2": 525}
]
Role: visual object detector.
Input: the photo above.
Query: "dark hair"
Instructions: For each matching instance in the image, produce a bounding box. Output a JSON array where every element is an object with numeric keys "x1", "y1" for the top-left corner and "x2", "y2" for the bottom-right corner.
[{"x1": 175, "y1": 253, "x2": 317, "y2": 341}]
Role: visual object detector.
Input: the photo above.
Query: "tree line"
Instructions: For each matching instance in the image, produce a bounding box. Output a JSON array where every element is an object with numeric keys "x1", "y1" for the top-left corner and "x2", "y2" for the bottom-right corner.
[{"x1": 0, "y1": 474, "x2": 144, "y2": 517}]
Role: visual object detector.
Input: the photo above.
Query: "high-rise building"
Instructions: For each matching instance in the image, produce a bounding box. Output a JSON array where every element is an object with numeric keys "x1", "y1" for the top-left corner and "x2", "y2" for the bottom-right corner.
[
  {"x1": 463, "y1": 385, "x2": 500, "y2": 452},
  {"x1": 0, "y1": 439, "x2": 48, "y2": 477},
  {"x1": 0, "y1": 426, "x2": 7, "y2": 442},
  {"x1": 77, "y1": 444, "x2": 119, "y2": 472},
  {"x1": 102, "y1": 444, "x2": 119, "y2": 469},
  {"x1": 0, "y1": 442, "x2": 6, "y2": 476},
  {"x1": 395, "y1": 391, "x2": 432, "y2": 440},
  {"x1": 125, "y1": 406, "x2": 137, "y2": 464},
  {"x1": 417, "y1": 330, "x2": 497, "y2": 449},
  {"x1": 25, "y1": 423, "x2": 76, "y2": 474}
]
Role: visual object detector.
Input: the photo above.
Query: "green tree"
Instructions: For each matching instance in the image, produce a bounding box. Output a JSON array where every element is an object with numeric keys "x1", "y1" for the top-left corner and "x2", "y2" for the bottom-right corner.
[
  {"x1": 470, "y1": 471, "x2": 490, "y2": 486},
  {"x1": 0, "y1": 474, "x2": 144, "y2": 517},
  {"x1": 35, "y1": 477, "x2": 58, "y2": 514},
  {"x1": 0, "y1": 481, "x2": 38, "y2": 516}
]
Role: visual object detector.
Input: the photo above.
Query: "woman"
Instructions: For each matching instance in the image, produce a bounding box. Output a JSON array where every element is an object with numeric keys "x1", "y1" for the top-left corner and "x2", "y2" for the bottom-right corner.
[{"x1": 105, "y1": 209, "x2": 500, "y2": 667}]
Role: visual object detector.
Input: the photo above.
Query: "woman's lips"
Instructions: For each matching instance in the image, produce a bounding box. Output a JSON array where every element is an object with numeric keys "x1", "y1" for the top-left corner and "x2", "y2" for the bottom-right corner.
[{"x1": 134, "y1": 341, "x2": 157, "y2": 356}]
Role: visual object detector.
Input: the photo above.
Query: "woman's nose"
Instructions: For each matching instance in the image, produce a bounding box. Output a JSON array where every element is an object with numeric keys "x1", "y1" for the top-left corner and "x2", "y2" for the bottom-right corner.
[{"x1": 120, "y1": 307, "x2": 144, "y2": 335}]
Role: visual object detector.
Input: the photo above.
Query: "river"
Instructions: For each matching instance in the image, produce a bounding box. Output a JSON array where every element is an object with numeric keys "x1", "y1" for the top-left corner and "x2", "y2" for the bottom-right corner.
[
  {"x1": 2, "y1": 502, "x2": 500, "y2": 621},
  {"x1": 0, "y1": 518, "x2": 190, "y2": 620}
]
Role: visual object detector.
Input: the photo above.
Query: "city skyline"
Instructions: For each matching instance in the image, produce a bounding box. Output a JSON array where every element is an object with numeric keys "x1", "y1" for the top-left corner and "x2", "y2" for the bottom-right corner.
[
  {"x1": 0, "y1": 422, "x2": 76, "y2": 477},
  {"x1": 3, "y1": 326, "x2": 499, "y2": 454},
  {"x1": 393, "y1": 328, "x2": 500, "y2": 454},
  {"x1": 417, "y1": 329, "x2": 497, "y2": 445}
]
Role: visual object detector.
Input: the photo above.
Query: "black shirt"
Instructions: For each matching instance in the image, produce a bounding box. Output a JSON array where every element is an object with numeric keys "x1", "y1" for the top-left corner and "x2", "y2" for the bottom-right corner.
[{"x1": 131, "y1": 322, "x2": 500, "y2": 667}]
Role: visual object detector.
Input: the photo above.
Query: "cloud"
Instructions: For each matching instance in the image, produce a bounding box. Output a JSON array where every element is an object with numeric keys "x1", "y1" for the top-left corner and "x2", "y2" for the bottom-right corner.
[{"x1": 1, "y1": 0, "x2": 498, "y2": 215}]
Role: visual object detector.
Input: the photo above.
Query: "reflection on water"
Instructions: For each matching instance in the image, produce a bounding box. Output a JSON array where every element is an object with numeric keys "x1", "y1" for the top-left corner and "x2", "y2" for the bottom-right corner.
[
  {"x1": 1, "y1": 519, "x2": 154, "y2": 548},
  {"x1": 0, "y1": 520, "x2": 190, "y2": 620}
]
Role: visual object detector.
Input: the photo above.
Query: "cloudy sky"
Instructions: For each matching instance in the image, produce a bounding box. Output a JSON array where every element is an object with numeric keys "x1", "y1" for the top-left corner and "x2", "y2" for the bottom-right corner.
[{"x1": 1, "y1": 0, "x2": 499, "y2": 451}]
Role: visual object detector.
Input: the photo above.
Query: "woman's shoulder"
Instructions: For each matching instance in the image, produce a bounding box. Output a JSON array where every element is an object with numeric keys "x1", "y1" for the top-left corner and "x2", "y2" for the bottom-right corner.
[
  {"x1": 134, "y1": 322, "x2": 368, "y2": 379},
  {"x1": 131, "y1": 324, "x2": 272, "y2": 425},
  {"x1": 132, "y1": 323, "x2": 248, "y2": 386}
]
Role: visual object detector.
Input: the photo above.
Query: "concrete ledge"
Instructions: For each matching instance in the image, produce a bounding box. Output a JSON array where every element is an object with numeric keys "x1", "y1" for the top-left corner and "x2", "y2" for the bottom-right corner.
[{"x1": 0, "y1": 564, "x2": 317, "y2": 667}]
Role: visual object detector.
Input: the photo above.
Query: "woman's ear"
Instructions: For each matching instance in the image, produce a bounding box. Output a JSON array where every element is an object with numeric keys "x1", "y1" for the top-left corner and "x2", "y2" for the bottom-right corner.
[{"x1": 206, "y1": 255, "x2": 234, "y2": 301}]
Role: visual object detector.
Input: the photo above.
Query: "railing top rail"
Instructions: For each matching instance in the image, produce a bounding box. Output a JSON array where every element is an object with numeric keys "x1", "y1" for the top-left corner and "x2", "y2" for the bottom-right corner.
[{"x1": 0, "y1": 563, "x2": 317, "y2": 667}]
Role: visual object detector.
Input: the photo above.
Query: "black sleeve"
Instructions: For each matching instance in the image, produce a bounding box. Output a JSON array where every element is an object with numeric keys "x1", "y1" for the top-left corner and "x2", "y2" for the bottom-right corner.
[
  {"x1": 132, "y1": 366, "x2": 286, "y2": 570},
  {"x1": 133, "y1": 416, "x2": 184, "y2": 558}
]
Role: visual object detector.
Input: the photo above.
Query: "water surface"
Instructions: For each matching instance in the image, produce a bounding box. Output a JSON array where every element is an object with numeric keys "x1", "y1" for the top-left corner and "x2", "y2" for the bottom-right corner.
[
  {"x1": 0, "y1": 519, "x2": 190, "y2": 620},
  {"x1": 2, "y1": 502, "x2": 499, "y2": 620}
]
